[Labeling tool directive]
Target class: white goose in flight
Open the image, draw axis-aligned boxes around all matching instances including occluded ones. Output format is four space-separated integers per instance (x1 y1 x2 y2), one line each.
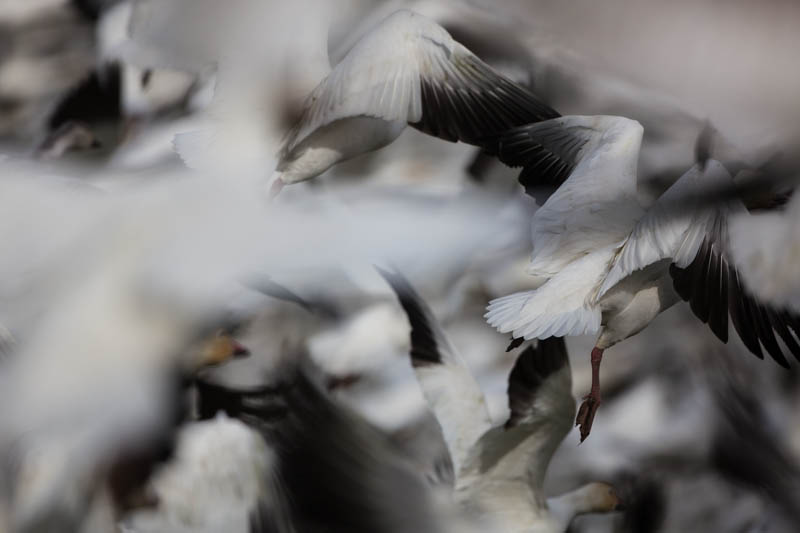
381 270 622 532
484 115 800 440
270 9 559 197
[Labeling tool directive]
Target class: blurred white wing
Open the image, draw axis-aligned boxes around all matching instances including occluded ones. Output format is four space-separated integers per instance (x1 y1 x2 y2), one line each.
380 269 492 477
485 247 613 340
599 160 800 367
598 161 732 297
283 9 558 155
493 116 646 277
457 339 574 500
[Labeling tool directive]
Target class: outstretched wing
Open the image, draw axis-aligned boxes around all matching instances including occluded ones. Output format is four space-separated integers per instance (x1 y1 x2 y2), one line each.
494 116 645 275
505 338 574 431
265 371 441 533
599 160 800 367
489 114 644 196
379 267 492 477
459 338 574 491
282 9 558 155
670 215 800 368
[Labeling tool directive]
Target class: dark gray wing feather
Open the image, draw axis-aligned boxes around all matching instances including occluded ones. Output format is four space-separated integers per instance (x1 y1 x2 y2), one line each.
376 267 449 367
505 337 571 430
670 216 800 367
411 54 559 146
485 117 615 193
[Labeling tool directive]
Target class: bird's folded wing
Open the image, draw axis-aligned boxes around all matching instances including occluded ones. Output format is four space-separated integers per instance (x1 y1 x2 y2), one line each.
379 268 492 476
282 9 558 154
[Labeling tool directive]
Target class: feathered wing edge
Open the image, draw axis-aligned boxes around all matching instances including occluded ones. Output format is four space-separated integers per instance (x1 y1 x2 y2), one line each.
378 267 493 477
485 248 615 340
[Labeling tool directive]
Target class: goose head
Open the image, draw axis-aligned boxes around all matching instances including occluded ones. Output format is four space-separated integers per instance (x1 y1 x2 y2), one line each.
578 482 625 513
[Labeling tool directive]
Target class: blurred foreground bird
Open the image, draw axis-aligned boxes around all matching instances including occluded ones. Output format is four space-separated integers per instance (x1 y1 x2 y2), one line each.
195 362 470 533
0 162 531 531
484 116 800 440
382 270 623 532
0 327 249 533
705 354 800 530
121 413 272 533
270 9 559 197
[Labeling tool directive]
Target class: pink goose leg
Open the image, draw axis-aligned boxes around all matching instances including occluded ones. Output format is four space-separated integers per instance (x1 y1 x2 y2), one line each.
575 347 604 442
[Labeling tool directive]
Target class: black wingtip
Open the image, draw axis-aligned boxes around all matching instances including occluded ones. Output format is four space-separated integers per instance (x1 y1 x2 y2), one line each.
270 366 441 533
505 338 569 429
483 120 583 193
672 238 800 370
695 120 715 171
506 336 524 352
376 266 444 367
618 474 667 533
250 276 314 314
374 265 416 307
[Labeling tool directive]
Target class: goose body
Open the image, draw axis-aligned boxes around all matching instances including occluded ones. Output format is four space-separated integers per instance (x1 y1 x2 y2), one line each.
485 115 800 439
273 9 558 192
382 270 621 532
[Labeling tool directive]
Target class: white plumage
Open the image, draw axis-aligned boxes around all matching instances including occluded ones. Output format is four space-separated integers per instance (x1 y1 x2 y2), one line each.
383 271 622 532
486 116 648 342
274 8 558 189
123 415 272 533
486 115 800 439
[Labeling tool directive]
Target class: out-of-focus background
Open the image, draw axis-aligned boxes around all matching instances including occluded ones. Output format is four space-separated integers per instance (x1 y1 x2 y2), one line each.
1 1 799 532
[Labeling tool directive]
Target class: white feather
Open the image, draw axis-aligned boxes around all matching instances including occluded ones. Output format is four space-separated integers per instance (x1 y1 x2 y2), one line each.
598 160 734 297
525 116 645 276
486 247 616 340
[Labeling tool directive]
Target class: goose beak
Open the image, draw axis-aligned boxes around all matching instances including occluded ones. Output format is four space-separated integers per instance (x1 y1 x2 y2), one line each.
197 333 251 367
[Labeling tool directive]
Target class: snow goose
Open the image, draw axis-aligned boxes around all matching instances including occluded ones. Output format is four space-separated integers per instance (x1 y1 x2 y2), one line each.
382 270 622 532
197 366 472 533
2 326 250 533
484 115 800 440
270 8 559 196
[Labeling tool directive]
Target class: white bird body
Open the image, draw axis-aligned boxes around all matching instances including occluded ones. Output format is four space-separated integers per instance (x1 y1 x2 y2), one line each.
487 116 724 348
486 114 800 438
595 261 679 349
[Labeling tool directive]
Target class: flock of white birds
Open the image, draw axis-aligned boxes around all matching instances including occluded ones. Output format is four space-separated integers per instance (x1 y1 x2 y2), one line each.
1 1 800 532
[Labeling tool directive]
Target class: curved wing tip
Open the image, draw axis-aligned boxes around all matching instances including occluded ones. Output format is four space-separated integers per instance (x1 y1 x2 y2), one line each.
505 338 570 429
